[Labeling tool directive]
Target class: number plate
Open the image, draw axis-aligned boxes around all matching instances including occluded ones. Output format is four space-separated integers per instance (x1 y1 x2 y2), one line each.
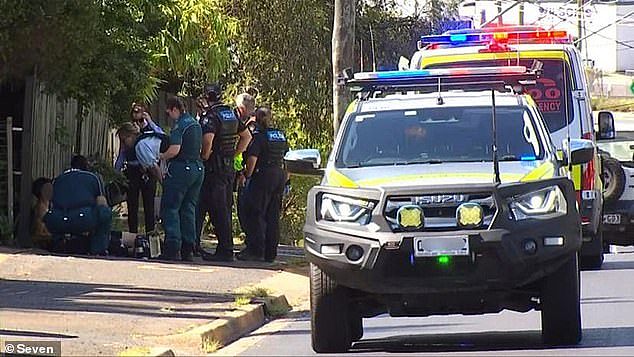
413 236 469 257
603 214 622 225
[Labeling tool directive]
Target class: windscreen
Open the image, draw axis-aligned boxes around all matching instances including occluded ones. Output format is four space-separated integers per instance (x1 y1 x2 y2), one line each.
336 106 544 168
427 59 573 132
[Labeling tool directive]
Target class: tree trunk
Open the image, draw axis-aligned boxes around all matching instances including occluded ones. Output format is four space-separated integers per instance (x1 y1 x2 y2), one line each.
332 0 355 138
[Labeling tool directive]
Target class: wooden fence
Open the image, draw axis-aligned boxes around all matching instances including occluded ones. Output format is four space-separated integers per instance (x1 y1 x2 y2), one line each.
12 76 116 246
30 81 115 179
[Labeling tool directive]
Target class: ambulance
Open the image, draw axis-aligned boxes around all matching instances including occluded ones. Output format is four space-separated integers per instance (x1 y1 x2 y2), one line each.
409 27 608 268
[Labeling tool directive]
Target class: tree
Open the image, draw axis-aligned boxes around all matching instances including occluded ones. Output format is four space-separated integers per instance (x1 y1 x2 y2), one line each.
221 0 334 151
152 0 237 95
0 0 171 124
332 0 356 137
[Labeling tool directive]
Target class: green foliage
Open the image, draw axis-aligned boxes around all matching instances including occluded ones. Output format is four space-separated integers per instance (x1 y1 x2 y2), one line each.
153 0 238 95
280 176 321 246
221 0 334 153
0 0 169 125
88 154 128 189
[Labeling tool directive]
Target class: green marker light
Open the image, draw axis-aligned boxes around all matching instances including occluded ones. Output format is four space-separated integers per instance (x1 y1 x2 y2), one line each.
437 255 450 265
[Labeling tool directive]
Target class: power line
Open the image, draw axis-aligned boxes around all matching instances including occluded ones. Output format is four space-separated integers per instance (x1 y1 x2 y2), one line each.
527 1 634 49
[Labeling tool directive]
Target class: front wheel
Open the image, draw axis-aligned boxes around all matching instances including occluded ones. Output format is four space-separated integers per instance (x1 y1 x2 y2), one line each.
541 254 582 346
310 263 352 353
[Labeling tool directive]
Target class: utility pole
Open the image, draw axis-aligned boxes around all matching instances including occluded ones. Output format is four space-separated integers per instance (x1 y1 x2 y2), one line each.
577 0 583 51
496 1 503 25
332 0 355 137
519 2 525 25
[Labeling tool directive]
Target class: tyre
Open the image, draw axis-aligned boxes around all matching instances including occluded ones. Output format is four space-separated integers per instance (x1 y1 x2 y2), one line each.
541 254 582 346
349 310 364 342
581 223 604 270
310 263 352 353
602 156 626 202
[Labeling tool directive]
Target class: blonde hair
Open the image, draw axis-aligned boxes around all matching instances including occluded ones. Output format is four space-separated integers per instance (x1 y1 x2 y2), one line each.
117 122 140 139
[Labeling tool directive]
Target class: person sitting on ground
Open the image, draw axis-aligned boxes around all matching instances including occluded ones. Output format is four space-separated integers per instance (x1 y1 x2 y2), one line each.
31 177 53 249
44 155 112 255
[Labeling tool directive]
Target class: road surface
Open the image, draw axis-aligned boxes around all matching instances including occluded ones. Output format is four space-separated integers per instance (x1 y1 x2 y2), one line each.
222 248 634 356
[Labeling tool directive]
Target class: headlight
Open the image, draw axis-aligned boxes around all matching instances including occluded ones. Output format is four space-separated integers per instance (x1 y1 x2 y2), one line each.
320 193 374 224
509 186 567 220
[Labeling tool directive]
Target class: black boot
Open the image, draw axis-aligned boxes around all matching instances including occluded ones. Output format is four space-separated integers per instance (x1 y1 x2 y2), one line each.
157 241 181 261
236 249 264 262
201 249 234 262
181 242 194 262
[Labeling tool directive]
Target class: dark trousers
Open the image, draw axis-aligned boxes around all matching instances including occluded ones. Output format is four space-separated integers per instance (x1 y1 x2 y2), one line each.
44 205 113 254
244 167 286 261
237 185 248 235
197 171 235 254
126 166 157 233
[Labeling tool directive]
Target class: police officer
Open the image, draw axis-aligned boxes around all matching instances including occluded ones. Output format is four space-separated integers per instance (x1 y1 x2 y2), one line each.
234 93 256 237
115 103 164 234
198 85 252 262
159 96 204 261
117 122 169 184
237 107 289 262
44 155 112 255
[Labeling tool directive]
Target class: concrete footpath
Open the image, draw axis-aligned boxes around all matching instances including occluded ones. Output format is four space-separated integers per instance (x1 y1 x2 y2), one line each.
0 247 308 356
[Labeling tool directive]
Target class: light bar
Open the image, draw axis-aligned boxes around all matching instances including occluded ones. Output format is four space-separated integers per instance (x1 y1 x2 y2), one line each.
420 30 570 46
353 66 527 81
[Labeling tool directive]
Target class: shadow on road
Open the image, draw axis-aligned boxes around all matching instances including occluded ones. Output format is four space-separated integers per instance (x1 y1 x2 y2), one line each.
351 327 634 353
0 278 234 320
0 329 78 339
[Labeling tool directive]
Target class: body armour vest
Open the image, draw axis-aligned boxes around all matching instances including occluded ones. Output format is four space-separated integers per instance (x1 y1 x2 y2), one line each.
260 128 288 168
210 104 239 158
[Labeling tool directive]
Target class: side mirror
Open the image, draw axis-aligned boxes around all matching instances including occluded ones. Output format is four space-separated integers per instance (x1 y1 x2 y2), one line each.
398 56 410 71
284 149 324 176
597 111 616 140
564 139 595 165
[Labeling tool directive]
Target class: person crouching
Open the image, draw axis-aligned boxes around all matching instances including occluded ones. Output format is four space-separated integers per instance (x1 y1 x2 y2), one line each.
44 155 112 255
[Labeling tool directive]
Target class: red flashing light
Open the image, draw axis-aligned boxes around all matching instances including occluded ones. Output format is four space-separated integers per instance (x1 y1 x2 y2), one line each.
420 30 571 48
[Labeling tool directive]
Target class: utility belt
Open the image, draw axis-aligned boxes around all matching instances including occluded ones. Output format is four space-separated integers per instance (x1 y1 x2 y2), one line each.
170 158 202 164
259 160 285 170
205 154 235 173
253 163 284 175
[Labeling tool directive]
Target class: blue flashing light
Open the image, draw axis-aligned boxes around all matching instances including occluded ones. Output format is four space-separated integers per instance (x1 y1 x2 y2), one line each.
521 155 537 161
352 66 527 81
375 70 431 79
420 30 571 47
450 34 468 42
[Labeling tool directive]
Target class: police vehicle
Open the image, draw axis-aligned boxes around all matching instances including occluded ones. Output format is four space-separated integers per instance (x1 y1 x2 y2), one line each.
285 66 594 353
409 27 607 268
